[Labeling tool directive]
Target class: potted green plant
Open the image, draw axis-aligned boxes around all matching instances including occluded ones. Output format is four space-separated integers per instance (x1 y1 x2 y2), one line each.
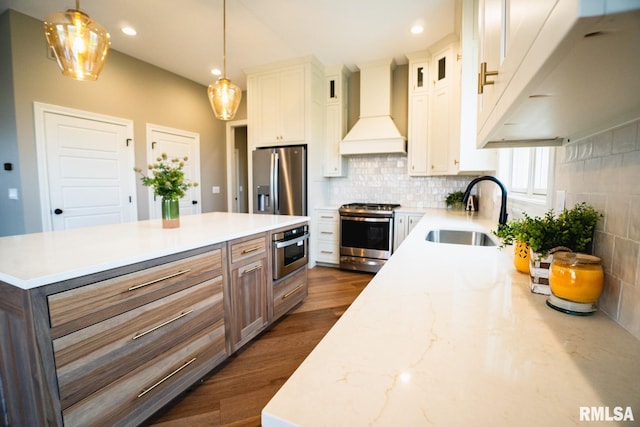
445 191 465 210
134 153 198 228
493 202 602 294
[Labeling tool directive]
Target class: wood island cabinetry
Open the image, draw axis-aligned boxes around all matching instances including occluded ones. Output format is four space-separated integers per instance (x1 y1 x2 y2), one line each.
226 233 269 353
0 214 309 427
1 244 228 427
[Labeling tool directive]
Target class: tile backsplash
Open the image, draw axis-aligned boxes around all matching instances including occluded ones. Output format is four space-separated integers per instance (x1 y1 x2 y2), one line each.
327 155 472 207
556 118 640 339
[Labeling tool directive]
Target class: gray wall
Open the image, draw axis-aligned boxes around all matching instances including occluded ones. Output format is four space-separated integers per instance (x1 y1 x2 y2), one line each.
0 11 24 235
1 9 246 236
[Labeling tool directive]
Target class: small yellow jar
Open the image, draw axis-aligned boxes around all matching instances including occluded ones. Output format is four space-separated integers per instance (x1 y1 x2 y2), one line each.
513 241 530 274
549 252 604 304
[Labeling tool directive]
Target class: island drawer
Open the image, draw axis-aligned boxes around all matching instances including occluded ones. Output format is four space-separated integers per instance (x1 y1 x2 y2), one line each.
48 247 223 336
229 233 267 264
53 276 225 411
273 266 307 319
61 320 226 427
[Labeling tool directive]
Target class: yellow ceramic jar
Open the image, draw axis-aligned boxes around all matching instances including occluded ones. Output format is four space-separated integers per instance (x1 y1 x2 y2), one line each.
513 241 530 274
549 252 604 304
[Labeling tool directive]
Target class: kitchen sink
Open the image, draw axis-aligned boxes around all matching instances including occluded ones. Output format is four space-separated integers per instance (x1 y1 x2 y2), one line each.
425 229 497 247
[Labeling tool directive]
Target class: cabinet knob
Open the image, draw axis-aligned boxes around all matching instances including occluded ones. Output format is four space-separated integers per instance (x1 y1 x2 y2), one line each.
453 159 459 166
478 62 498 94
54 208 63 215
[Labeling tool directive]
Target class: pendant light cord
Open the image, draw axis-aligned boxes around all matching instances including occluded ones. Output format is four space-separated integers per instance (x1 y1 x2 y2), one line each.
222 0 227 79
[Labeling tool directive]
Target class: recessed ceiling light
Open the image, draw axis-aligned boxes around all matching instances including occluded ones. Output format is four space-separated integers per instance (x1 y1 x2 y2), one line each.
211 68 222 76
411 25 424 35
121 26 137 36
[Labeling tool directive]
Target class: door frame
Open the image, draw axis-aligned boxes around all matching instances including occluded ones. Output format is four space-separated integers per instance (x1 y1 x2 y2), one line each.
145 123 202 219
33 102 136 232
225 119 248 212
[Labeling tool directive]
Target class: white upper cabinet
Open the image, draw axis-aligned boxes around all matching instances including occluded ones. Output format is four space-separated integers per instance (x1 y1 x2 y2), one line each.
407 22 495 176
251 66 306 145
476 0 640 147
407 53 429 176
246 57 323 149
323 65 350 177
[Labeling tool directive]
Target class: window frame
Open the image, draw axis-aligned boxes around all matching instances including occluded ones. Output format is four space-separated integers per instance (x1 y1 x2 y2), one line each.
499 146 556 217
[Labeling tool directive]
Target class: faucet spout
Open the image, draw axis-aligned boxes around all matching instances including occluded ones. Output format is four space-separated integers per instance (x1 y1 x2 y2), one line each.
462 176 508 226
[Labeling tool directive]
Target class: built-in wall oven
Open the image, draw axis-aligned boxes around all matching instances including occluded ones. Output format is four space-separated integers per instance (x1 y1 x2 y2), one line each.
272 224 309 280
339 203 400 273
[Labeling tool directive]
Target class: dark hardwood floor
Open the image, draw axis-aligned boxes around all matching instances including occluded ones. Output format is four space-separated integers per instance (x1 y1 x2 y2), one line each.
146 266 372 426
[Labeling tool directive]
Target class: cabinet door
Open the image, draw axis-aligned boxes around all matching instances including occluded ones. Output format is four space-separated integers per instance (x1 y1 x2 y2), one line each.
257 72 281 144
323 103 342 176
280 67 306 143
428 85 451 175
477 0 504 120
393 214 408 251
230 258 268 351
408 93 429 176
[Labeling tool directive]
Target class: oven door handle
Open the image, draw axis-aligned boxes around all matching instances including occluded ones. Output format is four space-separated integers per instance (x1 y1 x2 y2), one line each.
340 216 391 223
274 233 309 249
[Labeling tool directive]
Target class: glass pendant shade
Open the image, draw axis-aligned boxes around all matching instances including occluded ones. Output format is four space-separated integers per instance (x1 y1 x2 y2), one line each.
44 9 111 81
208 77 242 121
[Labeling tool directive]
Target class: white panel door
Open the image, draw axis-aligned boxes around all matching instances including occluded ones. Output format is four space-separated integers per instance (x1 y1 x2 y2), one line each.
39 107 137 231
146 125 201 219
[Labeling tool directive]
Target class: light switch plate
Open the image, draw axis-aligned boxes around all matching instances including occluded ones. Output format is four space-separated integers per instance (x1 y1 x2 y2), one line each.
8 188 18 200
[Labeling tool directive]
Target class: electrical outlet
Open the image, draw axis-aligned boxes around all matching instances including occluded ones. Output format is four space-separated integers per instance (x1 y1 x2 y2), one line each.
8 188 18 200
555 190 566 212
212 186 220 194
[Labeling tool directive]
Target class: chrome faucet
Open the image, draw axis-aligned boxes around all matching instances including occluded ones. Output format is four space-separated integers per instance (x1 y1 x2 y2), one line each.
462 176 508 226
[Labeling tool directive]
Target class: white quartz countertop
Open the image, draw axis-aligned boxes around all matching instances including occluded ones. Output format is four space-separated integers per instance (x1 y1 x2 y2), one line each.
0 212 308 289
262 209 640 426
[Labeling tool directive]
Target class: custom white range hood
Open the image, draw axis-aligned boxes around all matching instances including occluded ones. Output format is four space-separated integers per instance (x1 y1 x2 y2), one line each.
340 59 407 155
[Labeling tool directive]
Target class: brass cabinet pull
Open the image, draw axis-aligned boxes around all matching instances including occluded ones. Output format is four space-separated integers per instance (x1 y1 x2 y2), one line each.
128 269 191 291
241 245 262 255
282 283 304 300
132 310 194 340
320 250 334 254
320 231 333 235
477 62 498 94
241 264 262 276
137 357 197 398
320 215 333 219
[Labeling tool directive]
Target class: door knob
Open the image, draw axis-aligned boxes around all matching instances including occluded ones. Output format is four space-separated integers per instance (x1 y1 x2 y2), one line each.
54 208 63 215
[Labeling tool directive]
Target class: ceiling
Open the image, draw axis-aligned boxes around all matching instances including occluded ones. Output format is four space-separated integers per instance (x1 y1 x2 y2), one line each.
0 0 457 89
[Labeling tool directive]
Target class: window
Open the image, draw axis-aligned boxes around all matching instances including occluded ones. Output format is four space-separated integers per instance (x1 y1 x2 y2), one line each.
507 146 554 206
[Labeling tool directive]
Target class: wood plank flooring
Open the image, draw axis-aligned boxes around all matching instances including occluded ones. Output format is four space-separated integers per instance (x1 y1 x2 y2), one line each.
146 266 373 426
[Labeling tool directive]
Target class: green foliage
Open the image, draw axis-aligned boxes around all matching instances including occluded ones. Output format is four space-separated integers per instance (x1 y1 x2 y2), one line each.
493 202 602 257
445 191 465 208
134 153 198 199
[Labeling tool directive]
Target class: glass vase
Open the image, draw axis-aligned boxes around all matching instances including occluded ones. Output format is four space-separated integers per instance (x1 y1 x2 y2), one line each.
161 197 180 229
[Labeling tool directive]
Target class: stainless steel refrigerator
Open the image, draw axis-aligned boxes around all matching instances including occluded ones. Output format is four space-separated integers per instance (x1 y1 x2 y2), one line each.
252 145 307 216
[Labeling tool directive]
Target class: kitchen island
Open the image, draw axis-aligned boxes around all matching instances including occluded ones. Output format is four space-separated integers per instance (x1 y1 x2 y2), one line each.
0 212 309 426
262 209 640 426
0 212 307 289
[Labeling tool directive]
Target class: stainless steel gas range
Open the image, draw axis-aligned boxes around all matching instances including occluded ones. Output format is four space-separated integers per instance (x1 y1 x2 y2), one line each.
339 203 400 273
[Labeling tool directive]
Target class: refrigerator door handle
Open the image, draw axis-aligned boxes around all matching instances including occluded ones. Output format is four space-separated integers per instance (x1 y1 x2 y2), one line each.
271 151 279 214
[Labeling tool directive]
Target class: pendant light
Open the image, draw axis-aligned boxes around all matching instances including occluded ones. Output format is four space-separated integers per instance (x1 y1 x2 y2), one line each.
43 0 111 81
208 0 242 120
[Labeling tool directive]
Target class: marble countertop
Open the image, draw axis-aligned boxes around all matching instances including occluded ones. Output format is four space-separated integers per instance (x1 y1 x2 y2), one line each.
0 212 308 289
262 209 640 426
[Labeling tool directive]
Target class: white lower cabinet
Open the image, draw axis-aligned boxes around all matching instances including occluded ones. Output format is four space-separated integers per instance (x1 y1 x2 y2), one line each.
315 208 340 265
393 212 424 251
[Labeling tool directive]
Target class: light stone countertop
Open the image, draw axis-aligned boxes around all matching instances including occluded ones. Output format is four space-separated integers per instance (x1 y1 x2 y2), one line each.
0 212 308 289
262 209 640 426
